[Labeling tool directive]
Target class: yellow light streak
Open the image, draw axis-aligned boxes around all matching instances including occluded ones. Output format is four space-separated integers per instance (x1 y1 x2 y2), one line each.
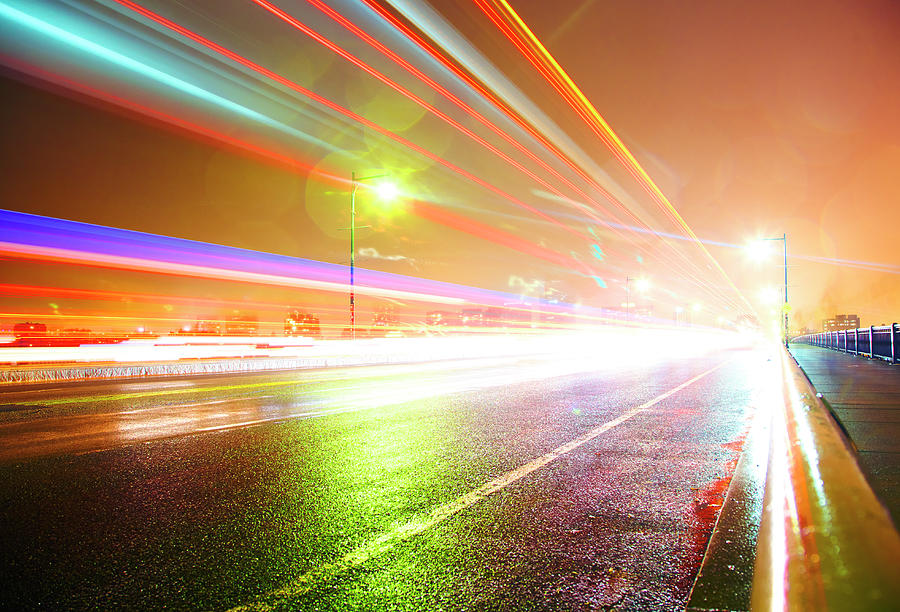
491 0 751 312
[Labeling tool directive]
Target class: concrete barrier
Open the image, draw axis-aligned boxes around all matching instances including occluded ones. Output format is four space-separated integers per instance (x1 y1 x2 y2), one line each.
751 348 900 609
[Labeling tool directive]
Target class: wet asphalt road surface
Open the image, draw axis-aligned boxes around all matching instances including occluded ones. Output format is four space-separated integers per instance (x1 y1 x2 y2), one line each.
0 346 769 610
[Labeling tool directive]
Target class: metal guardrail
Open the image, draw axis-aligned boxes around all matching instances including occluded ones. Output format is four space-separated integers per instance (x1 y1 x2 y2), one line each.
793 323 899 364
752 348 900 610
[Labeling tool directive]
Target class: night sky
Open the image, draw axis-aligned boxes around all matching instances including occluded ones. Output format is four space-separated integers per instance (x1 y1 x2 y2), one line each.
1 0 898 331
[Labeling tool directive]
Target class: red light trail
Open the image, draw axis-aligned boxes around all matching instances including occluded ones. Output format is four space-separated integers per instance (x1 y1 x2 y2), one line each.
109 0 603 267
0 57 590 281
470 0 751 312
0 0 767 331
349 0 749 313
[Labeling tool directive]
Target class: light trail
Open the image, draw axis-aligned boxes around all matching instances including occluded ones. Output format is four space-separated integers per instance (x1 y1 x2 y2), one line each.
1 1 677 303
0 284 323 312
356 0 649 227
410 201 580 269
0 51 346 185
293 0 751 312
0 57 595 283
269 0 650 256
373 0 749 315
0 0 773 325
3 0 599 282
0 2 344 155
0 209 621 333
250 0 588 216
106 0 602 277
349 0 720 287
469 0 753 314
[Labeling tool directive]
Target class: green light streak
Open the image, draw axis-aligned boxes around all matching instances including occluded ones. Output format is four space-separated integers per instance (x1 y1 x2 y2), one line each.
0 1 340 153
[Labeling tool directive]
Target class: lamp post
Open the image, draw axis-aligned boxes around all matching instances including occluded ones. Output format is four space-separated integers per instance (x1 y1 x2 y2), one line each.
625 277 649 321
349 171 392 339
625 276 633 321
758 233 789 347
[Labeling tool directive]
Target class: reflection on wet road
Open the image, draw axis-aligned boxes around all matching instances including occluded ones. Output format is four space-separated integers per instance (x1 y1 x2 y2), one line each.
0 346 771 610
1 356 607 460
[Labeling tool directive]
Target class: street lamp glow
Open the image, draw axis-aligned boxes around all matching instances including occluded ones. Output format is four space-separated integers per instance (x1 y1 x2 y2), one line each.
746 239 776 262
759 286 780 304
624 276 650 321
692 303 703 313
748 233 789 346
349 171 399 339
372 181 399 202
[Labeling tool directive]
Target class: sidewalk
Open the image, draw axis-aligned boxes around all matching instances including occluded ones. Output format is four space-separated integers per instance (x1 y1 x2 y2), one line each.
788 344 900 525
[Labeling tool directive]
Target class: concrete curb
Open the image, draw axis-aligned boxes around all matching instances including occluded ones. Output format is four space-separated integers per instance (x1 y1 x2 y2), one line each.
750 348 900 610
686 398 769 612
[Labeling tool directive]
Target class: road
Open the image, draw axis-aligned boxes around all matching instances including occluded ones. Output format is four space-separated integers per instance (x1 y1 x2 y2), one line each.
0 344 770 610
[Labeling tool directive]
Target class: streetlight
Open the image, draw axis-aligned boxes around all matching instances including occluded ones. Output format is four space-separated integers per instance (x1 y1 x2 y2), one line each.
758 286 780 305
625 277 650 321
349 171 398 339
749 234 788 346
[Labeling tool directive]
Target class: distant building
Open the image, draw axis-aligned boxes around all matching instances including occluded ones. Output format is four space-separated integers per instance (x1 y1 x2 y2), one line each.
284 310 320 337
60 328 92 337
605 306 653 320
426 311 461 327
194 318 222 335
460 308 485 327
13 322 47 337
225 312 258 336
822 314 860 332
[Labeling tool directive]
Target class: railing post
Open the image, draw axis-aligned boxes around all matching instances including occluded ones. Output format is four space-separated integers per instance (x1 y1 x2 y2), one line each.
890 323 896 364
854 328 859 356
841 330 845 352
870 326 875 359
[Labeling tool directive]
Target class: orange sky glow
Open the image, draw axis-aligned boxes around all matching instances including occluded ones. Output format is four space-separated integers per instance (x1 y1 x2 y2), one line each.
0 0 897 333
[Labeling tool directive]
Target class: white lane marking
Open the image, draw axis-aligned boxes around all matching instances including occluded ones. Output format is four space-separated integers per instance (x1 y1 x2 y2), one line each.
195 404 380 432
229 360 729 611
117 398 238 415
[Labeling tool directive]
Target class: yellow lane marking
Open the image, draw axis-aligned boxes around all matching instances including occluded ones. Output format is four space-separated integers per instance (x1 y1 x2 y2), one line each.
230 360 728 611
